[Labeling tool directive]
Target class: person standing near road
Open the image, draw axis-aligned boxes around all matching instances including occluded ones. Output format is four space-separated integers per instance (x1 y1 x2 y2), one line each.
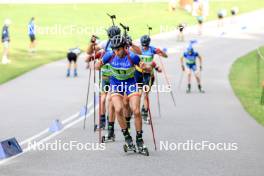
66 47 81 77
196 3 204 35
217 9 226 28
28 17 36 53
1 19 11 65
177 23 185 41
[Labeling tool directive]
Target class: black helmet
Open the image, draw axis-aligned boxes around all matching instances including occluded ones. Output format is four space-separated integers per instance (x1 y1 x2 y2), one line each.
107 26 121 38
110 35 126 49
140 35 151 47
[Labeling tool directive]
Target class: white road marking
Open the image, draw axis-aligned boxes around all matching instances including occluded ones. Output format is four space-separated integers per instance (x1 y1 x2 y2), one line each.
0 103 96 165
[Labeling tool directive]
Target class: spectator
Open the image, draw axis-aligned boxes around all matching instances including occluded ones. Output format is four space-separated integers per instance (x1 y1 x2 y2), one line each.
1 19 11 65
28 17 36 53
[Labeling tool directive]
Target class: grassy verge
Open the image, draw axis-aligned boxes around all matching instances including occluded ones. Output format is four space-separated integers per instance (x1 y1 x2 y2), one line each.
229 46 264 126
0 1 264 84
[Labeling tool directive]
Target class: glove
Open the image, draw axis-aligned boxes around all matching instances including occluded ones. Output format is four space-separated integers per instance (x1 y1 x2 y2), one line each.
181 65 185 71
155 66 162 73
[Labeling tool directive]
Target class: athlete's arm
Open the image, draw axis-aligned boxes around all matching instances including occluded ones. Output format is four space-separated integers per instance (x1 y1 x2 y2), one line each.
129 44 142 55
87 43 101 55
87 35 101 55
130 52 141 66
95 51 112 70
197 54 203 70
155 48 168 58
151 61 162 73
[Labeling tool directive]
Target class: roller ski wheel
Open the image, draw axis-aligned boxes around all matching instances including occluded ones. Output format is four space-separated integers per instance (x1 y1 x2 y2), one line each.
101 134 115 143
123 144 136 153
137 146 149 156
199 89 205 94
94 124 106 132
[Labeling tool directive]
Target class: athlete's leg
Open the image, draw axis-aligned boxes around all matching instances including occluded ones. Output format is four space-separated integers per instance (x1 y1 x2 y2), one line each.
129 94 145 147
100 93 107 117
123 95 132 130
186 67 192 92
108 92 115 123
195 70 203 92
194 71 201 85
111 94 133 144
99 92 107 128
66 61 71 77
111 94 127 129
129 95 141 132
106 93 115 138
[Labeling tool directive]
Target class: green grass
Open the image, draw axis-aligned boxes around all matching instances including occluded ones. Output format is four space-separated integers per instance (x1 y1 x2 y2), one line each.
229 46 264 126
0 1 264 84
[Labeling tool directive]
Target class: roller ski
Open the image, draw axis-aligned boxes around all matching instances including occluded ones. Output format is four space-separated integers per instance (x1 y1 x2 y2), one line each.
123 137 136 153
123 129 136 153
136 131 149 156
94 124 106 131
101 131 115 143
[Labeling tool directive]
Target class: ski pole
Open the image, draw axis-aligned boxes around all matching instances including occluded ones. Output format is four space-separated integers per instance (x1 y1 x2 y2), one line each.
142 71 157 150
146 77 157 151
154 70 162 118
120 23 130 49
93 45 98 132
159 56 176 106
147 25 152 36
83 61 92 130
98 68 102 142
107 13 116 26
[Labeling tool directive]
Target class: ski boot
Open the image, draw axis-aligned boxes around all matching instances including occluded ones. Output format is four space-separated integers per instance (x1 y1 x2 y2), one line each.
136 131 149 156
99 115 106 129
186 84 191 94
102 123 115 143
122 129 136 153
94 115 106 132
74 69 78 77
198 84 205 93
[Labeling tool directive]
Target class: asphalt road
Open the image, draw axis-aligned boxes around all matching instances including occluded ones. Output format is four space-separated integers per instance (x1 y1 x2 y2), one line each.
0 9 264 176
